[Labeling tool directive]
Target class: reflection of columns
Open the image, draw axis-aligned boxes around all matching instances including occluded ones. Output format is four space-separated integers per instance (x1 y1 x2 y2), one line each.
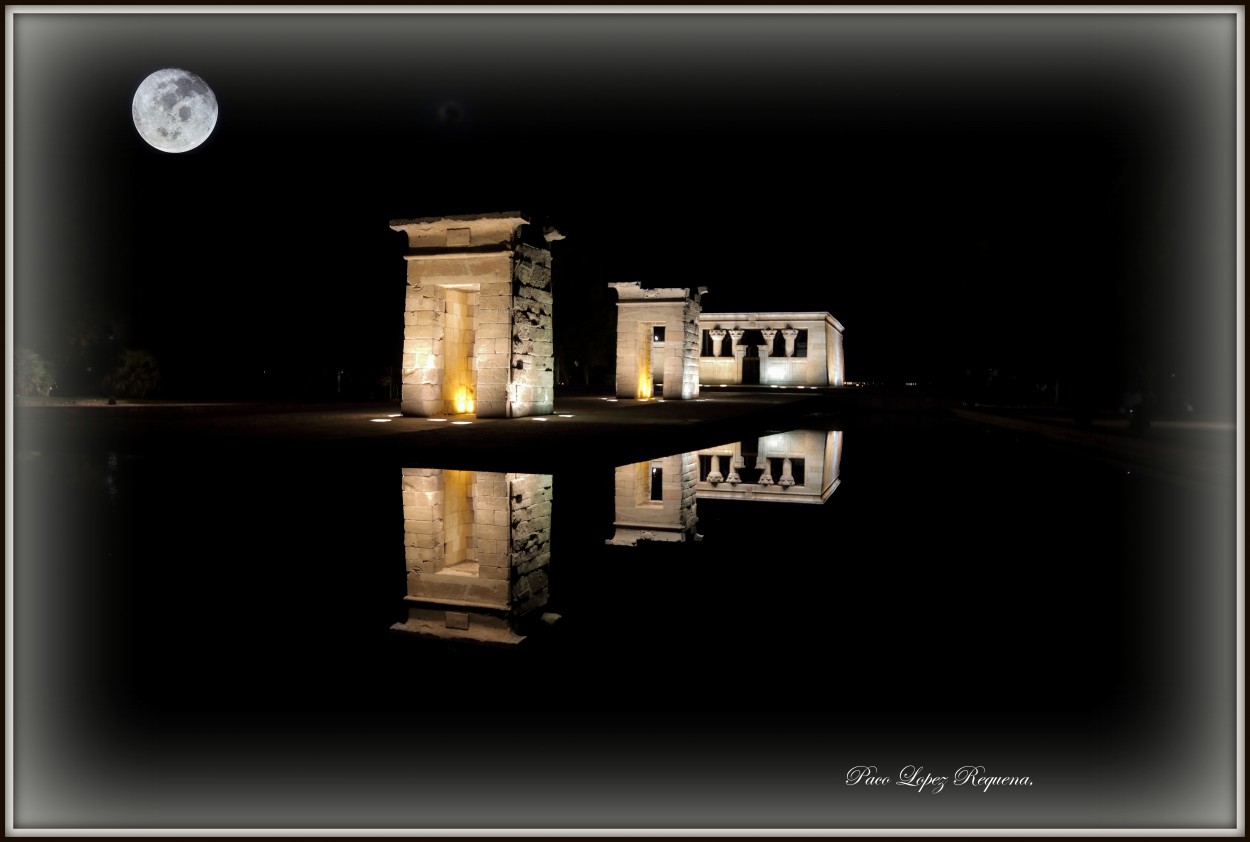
778 457 795 487
729 330 746 383
782 329 799 358
706 454 723 484
708 329 727 357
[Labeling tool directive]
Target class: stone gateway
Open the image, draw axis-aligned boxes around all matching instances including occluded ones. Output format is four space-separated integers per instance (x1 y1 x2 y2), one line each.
389 212 558 419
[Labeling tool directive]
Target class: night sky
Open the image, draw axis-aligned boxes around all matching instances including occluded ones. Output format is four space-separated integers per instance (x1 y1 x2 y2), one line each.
12 11 1239 412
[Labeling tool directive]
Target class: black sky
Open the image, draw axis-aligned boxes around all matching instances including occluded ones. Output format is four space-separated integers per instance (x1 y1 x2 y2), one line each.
11 11 1239 411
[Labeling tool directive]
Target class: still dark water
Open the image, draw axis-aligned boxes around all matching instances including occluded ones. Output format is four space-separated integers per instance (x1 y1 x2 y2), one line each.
14 412 1236 828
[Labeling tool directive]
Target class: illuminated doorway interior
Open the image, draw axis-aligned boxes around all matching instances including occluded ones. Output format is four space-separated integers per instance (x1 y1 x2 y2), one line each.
442 286 478 415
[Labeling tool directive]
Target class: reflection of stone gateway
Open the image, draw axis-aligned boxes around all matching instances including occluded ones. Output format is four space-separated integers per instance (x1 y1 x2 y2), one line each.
606 452 701 546
393 469 552 644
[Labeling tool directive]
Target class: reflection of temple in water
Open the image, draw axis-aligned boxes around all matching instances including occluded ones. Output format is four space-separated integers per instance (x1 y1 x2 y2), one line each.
607 451 701 545
392 469 552 643
391 431 841 640
607 429 844 546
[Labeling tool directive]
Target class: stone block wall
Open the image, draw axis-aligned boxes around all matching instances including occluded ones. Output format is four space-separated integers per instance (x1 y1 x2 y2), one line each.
401 468 443 576
442 289 479 413
672 297 702 400
827 319 845 387
507 244 554 417
507 472 553 617
401 283 449 416
472 272 513 419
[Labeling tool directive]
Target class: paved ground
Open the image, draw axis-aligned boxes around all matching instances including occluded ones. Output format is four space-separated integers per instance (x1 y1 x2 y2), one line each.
14 389 1237 485
13 390 826 473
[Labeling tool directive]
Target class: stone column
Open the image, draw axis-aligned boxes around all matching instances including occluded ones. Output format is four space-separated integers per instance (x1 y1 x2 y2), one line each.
708 329 727 357
756 447 774 486
706 454 724 484
782 329 799 358
778 457 795 487
729 330 746 383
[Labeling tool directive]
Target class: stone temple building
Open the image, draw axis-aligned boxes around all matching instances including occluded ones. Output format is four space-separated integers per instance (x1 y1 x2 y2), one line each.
696 312 845 388
610 283 845 400
389 212 845 412
389 212 558 419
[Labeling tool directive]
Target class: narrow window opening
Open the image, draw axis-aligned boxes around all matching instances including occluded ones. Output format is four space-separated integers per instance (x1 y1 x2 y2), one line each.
791 458 806 485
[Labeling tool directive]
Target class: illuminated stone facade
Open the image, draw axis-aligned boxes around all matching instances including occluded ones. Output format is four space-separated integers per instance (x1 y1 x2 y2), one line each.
390 213 555 418
394 468 552 643
609 283 705 400
697 312 845 387
609 283 845 395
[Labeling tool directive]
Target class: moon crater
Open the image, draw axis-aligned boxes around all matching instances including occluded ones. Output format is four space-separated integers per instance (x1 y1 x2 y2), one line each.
132 68 218 153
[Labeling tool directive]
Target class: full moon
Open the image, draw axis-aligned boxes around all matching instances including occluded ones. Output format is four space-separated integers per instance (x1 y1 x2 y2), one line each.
131 68 218 153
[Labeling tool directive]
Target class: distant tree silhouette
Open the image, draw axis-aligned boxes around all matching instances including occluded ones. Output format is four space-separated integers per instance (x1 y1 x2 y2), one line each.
105 349 161 399
15 348 57 397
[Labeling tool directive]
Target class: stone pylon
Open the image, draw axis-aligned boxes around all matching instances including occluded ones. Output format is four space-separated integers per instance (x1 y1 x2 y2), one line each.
389 212 560 418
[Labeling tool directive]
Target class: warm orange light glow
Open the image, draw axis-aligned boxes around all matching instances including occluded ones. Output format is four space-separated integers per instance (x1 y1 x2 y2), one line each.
637 374 653 400
454 388 475 414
